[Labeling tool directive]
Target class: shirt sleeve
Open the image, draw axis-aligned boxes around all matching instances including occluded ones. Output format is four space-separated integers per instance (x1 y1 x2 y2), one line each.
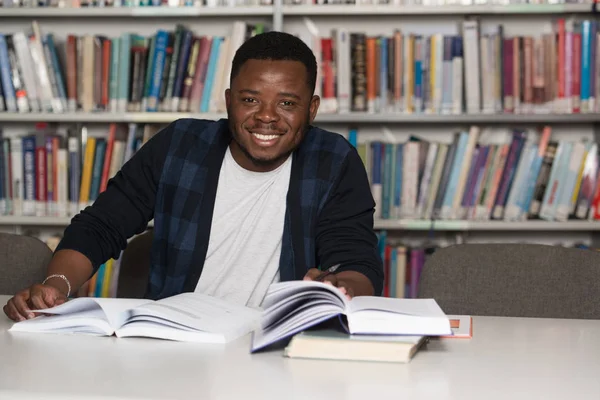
55 122 174 273
315 146 384 296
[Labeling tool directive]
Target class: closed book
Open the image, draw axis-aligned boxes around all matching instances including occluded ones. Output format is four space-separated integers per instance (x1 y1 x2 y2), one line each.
284 329 427 364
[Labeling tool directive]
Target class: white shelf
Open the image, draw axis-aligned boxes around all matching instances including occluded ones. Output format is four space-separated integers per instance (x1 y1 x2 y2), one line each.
0 216 155 227
0 216 72 226
282 3 593 16
0 6 273 17
373 219 600 231
0 4 592 18
314 112 600 124
0 112 225 123
0 112 599 124
0 216 598 231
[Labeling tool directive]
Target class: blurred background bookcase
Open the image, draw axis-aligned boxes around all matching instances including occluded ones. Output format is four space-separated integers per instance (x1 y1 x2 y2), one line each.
1 0 599 298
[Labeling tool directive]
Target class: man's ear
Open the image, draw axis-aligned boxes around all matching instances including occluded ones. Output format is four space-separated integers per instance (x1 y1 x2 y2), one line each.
225 88 231 109
309 95 320 123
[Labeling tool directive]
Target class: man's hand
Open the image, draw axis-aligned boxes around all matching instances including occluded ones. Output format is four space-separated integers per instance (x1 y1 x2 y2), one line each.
3 249 94 322
303 269 375 299
3 284 67 322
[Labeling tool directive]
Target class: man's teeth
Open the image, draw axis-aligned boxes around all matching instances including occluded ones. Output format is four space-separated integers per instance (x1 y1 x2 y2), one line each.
252 133 279 141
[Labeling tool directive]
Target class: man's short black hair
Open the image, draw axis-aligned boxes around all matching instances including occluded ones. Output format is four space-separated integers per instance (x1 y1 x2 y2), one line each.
230 31 317 95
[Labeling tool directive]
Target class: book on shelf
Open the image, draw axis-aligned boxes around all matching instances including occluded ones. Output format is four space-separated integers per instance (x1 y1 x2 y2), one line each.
250 280 452 352
291 16 600 115
0 20 268 115
9 291 262 344
354 125 600 224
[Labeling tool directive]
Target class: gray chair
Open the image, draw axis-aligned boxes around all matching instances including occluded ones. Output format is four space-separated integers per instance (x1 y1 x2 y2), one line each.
417 243 600 320
0 233 53 295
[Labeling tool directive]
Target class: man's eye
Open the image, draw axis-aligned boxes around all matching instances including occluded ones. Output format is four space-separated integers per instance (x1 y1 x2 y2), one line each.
242 98 256 103
281 101 295 107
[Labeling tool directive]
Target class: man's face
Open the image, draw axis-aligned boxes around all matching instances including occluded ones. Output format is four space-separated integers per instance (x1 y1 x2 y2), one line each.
225 59 320 172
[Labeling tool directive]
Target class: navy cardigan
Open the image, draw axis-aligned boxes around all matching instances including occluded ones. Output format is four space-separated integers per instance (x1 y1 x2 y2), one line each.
57 118 384 298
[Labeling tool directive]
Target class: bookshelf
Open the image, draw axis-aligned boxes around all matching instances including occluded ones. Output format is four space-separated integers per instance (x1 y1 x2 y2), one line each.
276 0 600 253
1 1 599 250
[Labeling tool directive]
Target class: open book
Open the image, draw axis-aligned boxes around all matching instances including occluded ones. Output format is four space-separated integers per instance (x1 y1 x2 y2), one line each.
9 292 262 344
250 281 452 352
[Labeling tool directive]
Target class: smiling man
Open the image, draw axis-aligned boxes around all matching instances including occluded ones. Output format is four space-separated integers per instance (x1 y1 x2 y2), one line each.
4 31 384 322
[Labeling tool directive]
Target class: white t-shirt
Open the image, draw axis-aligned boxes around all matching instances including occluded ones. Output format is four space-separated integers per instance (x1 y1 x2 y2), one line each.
194 147 292 308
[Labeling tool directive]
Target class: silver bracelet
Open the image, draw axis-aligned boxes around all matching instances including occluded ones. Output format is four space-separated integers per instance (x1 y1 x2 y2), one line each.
42 274 71 298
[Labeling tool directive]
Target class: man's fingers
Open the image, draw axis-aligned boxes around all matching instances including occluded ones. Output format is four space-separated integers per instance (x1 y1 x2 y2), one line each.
304 269 349 298
303 268 322 281
4 301 23 322
30 290 51 311
42 288 65 308
6 297 30 321
337 280 354 300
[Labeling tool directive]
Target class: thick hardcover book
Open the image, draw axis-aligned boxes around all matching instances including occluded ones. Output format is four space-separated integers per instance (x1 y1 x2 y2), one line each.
10 293 261 344
250 280 451 353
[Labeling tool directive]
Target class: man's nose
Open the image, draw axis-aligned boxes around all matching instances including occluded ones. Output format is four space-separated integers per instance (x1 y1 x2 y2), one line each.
254 102 279 123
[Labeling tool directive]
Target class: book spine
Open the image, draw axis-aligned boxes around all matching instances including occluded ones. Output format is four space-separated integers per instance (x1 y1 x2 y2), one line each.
0 34 16 112
147 30 169 112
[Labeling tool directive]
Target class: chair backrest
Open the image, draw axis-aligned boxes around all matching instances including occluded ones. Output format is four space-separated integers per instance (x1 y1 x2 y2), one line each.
0 233 53 295
116 229 153 299
418 243 600 320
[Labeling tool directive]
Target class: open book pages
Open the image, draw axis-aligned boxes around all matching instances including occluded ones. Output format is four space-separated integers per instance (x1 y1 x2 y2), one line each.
284 329 427 363
9 293 262 344
250 281 452 352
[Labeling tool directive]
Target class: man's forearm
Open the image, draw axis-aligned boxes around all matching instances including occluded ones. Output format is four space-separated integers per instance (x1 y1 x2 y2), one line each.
43 250 94 297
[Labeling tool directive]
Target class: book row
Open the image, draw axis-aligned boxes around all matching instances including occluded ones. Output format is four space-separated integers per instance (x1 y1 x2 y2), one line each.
80 257 121 298
0 122 159 217
2 121 600 224
376 230 598 300
296 17 600 115
0 21 267 115
377 231 428 299
351 125 600 223
0 0 271 7
4 19 600 117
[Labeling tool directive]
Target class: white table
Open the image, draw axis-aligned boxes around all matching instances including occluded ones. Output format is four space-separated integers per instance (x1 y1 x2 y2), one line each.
1 294 599 400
